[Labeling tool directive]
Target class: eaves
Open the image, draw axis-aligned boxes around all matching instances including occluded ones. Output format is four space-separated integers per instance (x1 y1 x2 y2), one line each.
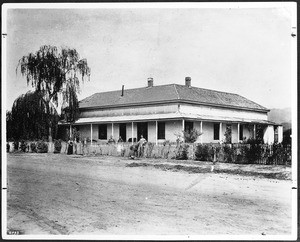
79 99 269 113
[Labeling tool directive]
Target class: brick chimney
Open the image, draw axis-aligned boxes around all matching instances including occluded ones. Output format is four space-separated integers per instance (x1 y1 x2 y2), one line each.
121 85 124 96
185 77 191 87
147 77 153 87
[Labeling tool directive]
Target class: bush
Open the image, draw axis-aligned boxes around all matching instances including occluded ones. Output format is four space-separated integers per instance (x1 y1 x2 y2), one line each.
223 145 234 162
175 143 189 160
267 143 289 165
194 142 291 166
145 142 154 158
195 144 218 162
244 139 264 164
195 144 210 161
183 129 202 143
20 140 27 152
30 142 37 153
36 141 48 153
13 140 19 151
224 125 232 144
54 140 62 153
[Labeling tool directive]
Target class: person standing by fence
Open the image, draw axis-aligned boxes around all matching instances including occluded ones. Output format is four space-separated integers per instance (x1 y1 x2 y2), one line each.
83 138 88 156
138 135 147 158
67 140 73 155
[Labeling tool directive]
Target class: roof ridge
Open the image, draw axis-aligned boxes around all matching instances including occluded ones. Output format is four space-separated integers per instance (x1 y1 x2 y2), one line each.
79 82 268 112
175 83 240 96
88 83 175 95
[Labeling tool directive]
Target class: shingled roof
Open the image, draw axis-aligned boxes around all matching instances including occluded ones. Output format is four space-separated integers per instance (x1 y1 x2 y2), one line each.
79 84 268 112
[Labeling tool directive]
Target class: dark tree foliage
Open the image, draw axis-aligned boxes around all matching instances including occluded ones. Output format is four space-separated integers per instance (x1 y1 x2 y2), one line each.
16 45 90 140
282 128 291 146
255 124 265 143
6 111 13 140
7 91 59 141
224 125 232 144
61 84 80 123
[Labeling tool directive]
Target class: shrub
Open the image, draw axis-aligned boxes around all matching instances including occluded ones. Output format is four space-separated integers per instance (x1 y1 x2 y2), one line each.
13 140 19 151
145 142 154 158
20 140 27 152
195 144 219 162
54 140 62 153
183 129 202 143
175 143 189 160
224 125 232 144
30 142 37 153
223 145 234 162
245 138 264 164
195 144 210 161
267 143 288 165
36 140 48 153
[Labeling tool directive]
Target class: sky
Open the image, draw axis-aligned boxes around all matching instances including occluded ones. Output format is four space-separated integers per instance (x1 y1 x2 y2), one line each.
3 3 295 111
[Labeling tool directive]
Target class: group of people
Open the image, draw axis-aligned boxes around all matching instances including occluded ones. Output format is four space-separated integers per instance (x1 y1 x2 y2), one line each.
129 135 147 159
67 138 89 155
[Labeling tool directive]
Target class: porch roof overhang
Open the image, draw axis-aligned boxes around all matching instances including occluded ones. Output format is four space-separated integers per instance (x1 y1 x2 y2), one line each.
59 112 275 125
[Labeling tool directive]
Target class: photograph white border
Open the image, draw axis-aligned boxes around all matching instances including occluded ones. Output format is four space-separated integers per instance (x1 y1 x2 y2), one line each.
2 2 297 240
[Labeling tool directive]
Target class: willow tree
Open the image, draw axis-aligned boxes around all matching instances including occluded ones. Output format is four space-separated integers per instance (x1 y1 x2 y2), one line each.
16 45 90 141
9 91 59 140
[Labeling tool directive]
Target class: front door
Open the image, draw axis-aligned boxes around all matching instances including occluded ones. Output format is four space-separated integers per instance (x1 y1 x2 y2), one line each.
119 123 127 142
137 122 148 141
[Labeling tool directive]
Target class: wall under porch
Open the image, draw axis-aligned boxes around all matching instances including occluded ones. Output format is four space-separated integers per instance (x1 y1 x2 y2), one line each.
73 120 264 144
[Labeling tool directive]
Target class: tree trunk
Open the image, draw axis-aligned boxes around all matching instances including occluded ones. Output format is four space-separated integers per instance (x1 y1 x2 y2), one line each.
49 120 52 142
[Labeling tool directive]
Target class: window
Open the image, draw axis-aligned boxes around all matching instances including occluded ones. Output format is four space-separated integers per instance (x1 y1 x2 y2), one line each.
185 121 193 133
158 122 165 139
214 123 220 140
98 124 107 139
239 124 243 141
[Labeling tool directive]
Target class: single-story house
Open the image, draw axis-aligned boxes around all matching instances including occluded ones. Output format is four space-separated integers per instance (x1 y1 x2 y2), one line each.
62 77 283 145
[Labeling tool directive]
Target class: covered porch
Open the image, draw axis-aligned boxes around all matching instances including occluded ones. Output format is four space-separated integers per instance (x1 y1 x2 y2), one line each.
60 112 282 145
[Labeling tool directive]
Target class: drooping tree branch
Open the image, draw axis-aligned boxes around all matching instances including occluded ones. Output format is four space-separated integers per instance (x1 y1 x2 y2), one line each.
16 45 91 139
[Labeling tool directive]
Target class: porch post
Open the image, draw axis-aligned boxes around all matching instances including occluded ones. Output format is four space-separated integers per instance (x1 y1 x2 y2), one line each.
131 122 134 145
182 119 185 142
253 124 256 140
90 123 93 146
219 122 222 142
155 120 158 145
237 123 240 143
111 123 114 138
200 121 203 144
69 125 72 139
278 126 283 143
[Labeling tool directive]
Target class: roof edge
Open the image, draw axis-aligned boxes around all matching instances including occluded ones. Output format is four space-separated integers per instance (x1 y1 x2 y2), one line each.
79 99 269 113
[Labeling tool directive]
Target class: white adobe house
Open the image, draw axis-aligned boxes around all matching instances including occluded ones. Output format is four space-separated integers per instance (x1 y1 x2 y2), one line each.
67 77 283 145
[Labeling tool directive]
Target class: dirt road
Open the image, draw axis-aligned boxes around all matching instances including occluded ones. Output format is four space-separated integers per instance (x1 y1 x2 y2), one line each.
6 153 292 235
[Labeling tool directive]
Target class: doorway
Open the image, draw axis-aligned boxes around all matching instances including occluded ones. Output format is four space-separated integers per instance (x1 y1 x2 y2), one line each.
137 122 148 141
119 123 126 142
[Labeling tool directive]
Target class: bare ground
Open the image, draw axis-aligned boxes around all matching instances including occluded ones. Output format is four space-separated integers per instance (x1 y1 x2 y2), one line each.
5 153 292 235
